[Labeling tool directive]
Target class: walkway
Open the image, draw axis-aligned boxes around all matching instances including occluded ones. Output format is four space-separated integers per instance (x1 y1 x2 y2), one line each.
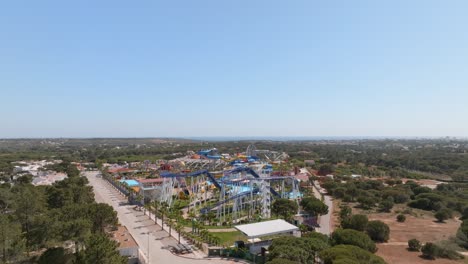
84 171 242 264
312 180 334 235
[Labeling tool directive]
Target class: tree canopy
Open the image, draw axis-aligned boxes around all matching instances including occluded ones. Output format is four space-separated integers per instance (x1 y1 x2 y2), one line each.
300 197 328 216
319 245 386 264
271 198 298 221
331 229 377 253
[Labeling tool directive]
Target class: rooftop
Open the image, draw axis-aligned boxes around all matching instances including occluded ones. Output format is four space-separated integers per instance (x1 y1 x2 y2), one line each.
235 219 299 238
138 178 164 184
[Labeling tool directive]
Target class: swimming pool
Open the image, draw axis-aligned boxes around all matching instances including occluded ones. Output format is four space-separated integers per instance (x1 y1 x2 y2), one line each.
120 179 139 187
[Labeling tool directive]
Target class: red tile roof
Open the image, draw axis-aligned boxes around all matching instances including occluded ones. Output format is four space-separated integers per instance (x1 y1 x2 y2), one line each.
138 178 164 184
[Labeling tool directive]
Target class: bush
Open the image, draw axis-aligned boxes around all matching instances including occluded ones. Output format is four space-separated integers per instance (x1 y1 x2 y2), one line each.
38 247 75 264
319 245 386 264
436 240 465 260
421 242 439 259
408 198 431 210
366 220 390 242
382 189 409 204
341 214 368 231
339 205 352 221
435 208 452 223
396 214 406 222
357 196 375 209
331 229 377 253
266 259 300 264
379 198 394 212
413 186 432 195
408 239 421 251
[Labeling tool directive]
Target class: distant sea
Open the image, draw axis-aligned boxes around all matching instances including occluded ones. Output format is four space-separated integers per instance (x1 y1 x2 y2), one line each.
182 136 415 142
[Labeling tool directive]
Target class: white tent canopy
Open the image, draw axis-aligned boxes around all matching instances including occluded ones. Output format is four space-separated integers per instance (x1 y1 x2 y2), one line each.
234 219 299 238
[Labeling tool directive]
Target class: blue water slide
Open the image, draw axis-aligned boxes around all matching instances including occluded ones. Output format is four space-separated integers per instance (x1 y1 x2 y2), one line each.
160 170 222 190
225 167 281 198
200 188 260 214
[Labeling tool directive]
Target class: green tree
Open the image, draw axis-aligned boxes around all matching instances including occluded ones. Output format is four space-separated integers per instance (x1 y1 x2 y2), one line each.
421 242 439 260
318 164 334 176
434 208 452 223
0 215 24 263
357 196 375 210
272 198 298 220
331 229 377 253
16 174 33 185
268 236 329 264
319 245 386 264
38 247 75 264
302 231 330 244
341 214 368 231
339 205 352 221
14 185 46 254
266 258 300 264
408 239 421 251
378 197 394 212
77 234 126 264
89 203 118 233
0 188 15 214
300 197 328 217
366 220 390 242
66 164 80 178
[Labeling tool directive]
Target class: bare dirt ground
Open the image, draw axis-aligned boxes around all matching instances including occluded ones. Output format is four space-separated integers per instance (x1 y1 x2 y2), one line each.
366 206 461 243
350 204 465 264
377 244 466 264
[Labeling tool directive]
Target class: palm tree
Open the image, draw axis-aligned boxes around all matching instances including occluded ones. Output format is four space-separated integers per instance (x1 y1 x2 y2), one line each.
153 200 159 224
159 202 168 231
175 223 183 244
166 218 173 236
144 203 151 219
135 193 143 210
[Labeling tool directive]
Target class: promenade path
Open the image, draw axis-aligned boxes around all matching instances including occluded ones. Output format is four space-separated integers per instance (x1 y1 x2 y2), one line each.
84 171 242 264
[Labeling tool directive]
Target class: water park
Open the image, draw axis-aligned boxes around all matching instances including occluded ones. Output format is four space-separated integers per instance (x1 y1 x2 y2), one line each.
102 144 312 258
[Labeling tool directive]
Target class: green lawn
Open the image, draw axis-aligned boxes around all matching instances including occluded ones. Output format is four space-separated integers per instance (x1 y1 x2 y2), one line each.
212 231 247 246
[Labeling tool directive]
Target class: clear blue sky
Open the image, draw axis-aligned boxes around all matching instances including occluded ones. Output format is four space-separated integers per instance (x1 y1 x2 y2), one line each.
1 1 467 138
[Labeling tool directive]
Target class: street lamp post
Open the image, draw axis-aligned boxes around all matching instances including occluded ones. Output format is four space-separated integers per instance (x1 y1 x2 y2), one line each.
147 231 151 263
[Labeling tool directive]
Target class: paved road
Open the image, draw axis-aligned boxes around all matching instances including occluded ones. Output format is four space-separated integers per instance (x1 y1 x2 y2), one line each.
312 181 333 235
84 171 240 264
316 195 333 235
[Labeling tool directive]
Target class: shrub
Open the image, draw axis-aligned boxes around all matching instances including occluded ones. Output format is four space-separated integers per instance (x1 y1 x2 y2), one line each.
383 190 410 204
435 208 452 223
339 205 352 221
341 214 368 231
407 239 421 251
357 196 375 210
421 242 439 259
436 240 465 260
366 220 390 242
408 198 431 210
397 214 406 222
266 259 300 264
319 245 386 264
331 229 377 253
413 186 432 195
379 197 394 212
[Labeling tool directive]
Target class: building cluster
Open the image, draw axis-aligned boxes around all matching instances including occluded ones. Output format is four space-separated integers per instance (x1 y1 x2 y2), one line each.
12 160 67 186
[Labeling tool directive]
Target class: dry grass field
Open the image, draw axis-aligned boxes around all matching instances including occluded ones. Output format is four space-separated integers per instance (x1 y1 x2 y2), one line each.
337 203 467 264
